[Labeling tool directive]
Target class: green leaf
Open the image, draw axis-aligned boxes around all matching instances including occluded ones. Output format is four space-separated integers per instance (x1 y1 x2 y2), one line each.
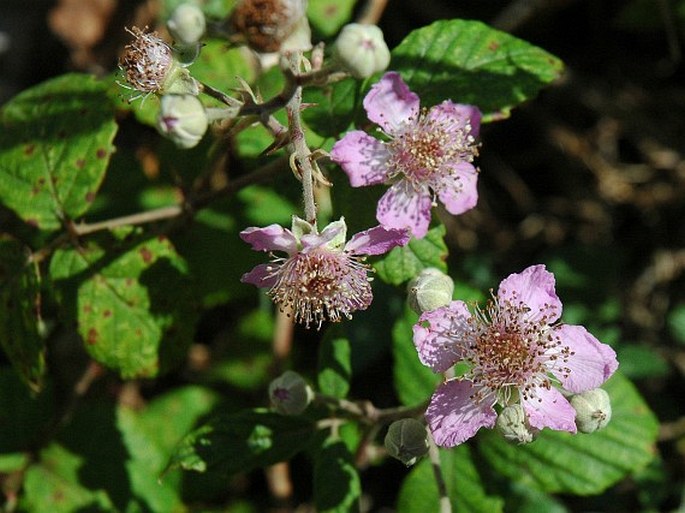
392 307 440 407
0 237 46 392
49 231 196 378
391 19 564 120
167 409 315 475
117 386 219 512
314 439 361 512
302 78 359 138
0 74 118 231
307 0 356 37
21 444 115 513
397 444 504 513
668 302 685 345
616 345 669 379
374 225 448 285
189 40 256 96
479 373 659 495
318 332 352 398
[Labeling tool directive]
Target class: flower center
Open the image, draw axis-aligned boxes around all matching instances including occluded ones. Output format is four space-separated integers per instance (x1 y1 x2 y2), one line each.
465 299 569 405
267 248 373 329
386 108 478 189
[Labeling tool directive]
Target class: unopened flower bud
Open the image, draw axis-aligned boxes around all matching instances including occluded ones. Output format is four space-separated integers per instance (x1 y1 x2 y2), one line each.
119 26 199 97
333 23 390 79
230 0 309 53
269 370 313 415
157 94 208 148
384 419 429 467
496 404 538 444
570 388 612 434
167 4 206 45
407 268 454 314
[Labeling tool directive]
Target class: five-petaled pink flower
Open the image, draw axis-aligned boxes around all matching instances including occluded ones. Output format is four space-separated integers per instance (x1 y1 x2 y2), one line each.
330 72 481 239
412 264 618 447
241 216 410 329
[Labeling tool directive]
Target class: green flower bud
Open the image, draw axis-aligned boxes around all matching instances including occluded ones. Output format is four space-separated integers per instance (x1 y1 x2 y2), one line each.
407 268 454 314
496 404 538 444
384 418 429 467
157 94 208 149
570 388 612 433
167 4 206 46
333 23 390 79
269 370 313 415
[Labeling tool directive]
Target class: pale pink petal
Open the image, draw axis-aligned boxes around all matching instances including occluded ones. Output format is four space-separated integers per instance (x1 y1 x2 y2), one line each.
551 324 618 393
434 162 479 215
376 180 432 238
497 265 562 324
330 131 391 187
522 386 577 433
363 72 419 134
426 380 497 447
427 100 482 138
345 225 410 256
413 301 472 373
241 263 278 288
240 225 298 254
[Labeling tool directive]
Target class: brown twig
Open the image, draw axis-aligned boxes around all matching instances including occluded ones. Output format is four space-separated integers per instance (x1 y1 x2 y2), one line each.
357 0 390 25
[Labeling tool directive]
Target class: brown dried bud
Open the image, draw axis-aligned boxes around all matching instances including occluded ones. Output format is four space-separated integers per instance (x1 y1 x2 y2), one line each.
230 0 307 53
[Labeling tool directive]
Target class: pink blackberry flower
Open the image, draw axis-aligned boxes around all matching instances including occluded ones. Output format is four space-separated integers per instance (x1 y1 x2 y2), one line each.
241 216 410 329
330 72 481 239
412 264 618 447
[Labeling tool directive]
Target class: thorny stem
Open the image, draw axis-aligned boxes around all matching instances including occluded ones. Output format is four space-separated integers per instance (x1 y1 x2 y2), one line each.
357 0 390 24
314 392 429 425
428 430 453 513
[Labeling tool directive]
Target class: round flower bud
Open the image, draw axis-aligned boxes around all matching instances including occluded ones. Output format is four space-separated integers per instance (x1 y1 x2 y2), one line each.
268 370 313 416
333 23 391 79
496 404 538 444
167 4 206 45
119 26 199 97
570 388 612 433
407 268 454 314
230 0 308 53
157 94 208 149
384 418 429 467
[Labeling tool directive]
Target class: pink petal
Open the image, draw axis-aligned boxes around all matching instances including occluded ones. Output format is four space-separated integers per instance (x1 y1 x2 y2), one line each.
345 225 410 256
301 219 346 251
413 301 472 373
551 324 618 393
427 100 482 138
497 265 562 324
435 162 479 215
241 263 278 288
376 180 432 238
330 131 391 187
363 72 419 134
240 225 298 254
522 386 577 433
426 380 497 447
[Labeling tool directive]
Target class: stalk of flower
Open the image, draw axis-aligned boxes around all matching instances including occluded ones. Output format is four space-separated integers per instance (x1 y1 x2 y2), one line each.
412 264 619 447
330 72 481 239
240 216 410 329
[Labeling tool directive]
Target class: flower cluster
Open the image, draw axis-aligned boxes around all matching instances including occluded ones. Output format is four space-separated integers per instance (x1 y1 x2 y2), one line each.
241 216 410 329
412 265 618 446
331 72 481 238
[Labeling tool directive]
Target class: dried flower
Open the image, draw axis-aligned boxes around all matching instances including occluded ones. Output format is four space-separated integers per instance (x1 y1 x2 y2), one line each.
241 216 410 329
330 72 481 238
230 0 309 53
118 26 199 99
413 264 618 447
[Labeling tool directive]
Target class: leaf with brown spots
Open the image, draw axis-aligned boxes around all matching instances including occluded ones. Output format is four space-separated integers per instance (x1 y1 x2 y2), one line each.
391 19 564 120
0 74 118 231
0 236 46 392
49 229 196 378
